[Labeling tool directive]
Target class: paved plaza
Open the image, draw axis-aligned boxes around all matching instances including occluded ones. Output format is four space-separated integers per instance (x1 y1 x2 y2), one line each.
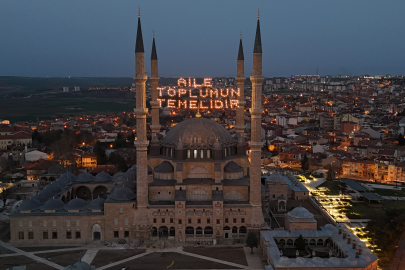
0 240 265 270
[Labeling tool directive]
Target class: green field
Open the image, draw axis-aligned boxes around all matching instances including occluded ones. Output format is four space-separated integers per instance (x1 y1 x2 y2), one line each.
343 200 405 219
317 180 344 195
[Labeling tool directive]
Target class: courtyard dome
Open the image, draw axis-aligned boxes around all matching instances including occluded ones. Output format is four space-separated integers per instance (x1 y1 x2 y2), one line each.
224 161 243 172
122 168 136 182
39 188 54 199
287 206 314 219
64 261 92 270
121 179 136 190
18 199 43 211
112 172 124 182
65 198 87 210
162 118 234 147
61 172 76 181
43 198 65 210
77 172 94 182
48 182 62 193
32 193 48 203
95 172 112 183
56 176 70 187
88 198 105 210
154 161 174 173
108 187 136 201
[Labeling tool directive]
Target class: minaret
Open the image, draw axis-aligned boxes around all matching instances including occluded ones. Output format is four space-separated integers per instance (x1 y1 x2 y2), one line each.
134 8 149 213
150 31 160 138
235 32 246 137
248 10 265 229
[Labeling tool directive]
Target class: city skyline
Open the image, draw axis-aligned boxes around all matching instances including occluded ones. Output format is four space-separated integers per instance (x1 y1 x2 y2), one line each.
1 0 404 77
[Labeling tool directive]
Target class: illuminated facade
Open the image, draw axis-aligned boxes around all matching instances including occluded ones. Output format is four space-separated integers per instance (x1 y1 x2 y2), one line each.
9 10 265 245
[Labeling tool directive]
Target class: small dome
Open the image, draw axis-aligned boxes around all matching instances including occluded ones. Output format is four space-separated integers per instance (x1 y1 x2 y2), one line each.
113 172 124 182
61 172 76 181
77 172 94 182
108 187 136 201
121 179 136 190
312 257 323 265
39 188 54 199
55 177 70 187
296 257 306 266
32 193 48 203
278 257 290 266
154 161 174 173
48 182 62 193
95 172 112 182
345 257 357 266
88 198 105 210
328 257 340 266
65 198 87 210
359 255 371 262
122 168 136 182
224 161 243 172
18 199 42 211
43 199 65 210
287 207 314 219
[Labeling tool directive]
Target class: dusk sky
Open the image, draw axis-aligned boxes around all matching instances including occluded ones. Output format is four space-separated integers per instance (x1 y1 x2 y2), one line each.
1 0 404 78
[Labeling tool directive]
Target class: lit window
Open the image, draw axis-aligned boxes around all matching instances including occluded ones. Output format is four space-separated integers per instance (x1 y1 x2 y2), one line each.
194 150 197 158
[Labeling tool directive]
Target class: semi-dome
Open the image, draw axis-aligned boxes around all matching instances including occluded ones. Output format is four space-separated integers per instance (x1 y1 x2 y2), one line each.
287 207 314 219
162 118 234 147
18 199 43 211
154 161 174 173
95 172 112 182
43 199 65 210
77 172 94 182
224 161 243 172
65 198 87 210
108 187 136 201
87 198 105 210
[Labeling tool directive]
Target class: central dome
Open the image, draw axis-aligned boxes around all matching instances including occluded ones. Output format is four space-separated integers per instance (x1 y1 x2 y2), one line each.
162 118 233 146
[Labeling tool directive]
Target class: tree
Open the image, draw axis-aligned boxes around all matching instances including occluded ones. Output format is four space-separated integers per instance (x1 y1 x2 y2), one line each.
327 167 335 181
246 232 258 254
301 154 310 172
398 133 405 146
94 141 107 165
296 234 305 250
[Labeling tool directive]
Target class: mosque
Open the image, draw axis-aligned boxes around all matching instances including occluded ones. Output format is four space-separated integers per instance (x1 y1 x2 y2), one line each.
9 11 266 245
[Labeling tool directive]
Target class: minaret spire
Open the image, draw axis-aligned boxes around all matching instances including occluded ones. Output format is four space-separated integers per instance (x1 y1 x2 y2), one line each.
238 33 244 61
235 32 245 138
248 11 265 230
135 8 144 53
150 31 160 137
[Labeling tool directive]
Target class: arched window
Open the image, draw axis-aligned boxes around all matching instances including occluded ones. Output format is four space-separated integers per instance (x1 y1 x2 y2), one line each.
18 229 24 240
188 189 210 201
152 211 158 216
205 210 212 216
43 228 48 239
187 150 191 159
52 228 58 239
160 211 166 216
186 210 193 216
239 226 246 233
224 211 230 215
66 228 72 239
194 150 197 158
232 226 238 233
240 211 246 215
196 227 203 235
169 227 175 236
224 190 243 201
200 150 204 158
317 239 324 246
75 228 81 239
223 226 230 230
204 227 213 235
232 211 238 215
168 211 174 216
195 210 203 216
309 239 316 246
287 239 293 246
185 227 194 235
207 150 211 159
